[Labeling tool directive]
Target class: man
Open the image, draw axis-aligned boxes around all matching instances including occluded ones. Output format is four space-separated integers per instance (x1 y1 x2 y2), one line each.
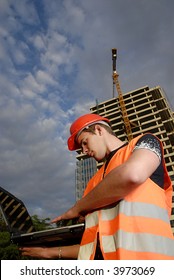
20 113 174 259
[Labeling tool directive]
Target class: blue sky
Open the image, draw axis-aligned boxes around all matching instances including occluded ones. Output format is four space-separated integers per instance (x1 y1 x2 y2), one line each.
0 0 174 219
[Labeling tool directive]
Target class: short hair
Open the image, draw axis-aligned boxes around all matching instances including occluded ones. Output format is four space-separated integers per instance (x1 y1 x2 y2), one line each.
82 123 115 136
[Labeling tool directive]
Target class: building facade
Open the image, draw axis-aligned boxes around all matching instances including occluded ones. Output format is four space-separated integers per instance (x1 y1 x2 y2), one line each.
75 157 97 201
75 85 174 233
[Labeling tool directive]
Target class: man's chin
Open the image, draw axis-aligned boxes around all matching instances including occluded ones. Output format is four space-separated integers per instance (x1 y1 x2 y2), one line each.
94 156 103 161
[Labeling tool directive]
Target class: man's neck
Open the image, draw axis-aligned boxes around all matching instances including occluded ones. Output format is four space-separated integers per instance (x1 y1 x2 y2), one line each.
106 135 125 156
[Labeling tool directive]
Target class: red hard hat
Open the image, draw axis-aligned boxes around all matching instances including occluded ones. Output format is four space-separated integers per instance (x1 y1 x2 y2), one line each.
67 113 110 150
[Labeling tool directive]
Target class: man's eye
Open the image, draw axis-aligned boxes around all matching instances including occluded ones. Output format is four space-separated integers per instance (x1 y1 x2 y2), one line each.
82 141 87 146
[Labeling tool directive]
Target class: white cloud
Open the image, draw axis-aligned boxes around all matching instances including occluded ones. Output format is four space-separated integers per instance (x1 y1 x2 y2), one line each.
36 70 57 86
10 0 40 25
23 73 46 93
32 34 46 50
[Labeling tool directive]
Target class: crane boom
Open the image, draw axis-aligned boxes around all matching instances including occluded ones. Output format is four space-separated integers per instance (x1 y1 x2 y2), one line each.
112 48 133 141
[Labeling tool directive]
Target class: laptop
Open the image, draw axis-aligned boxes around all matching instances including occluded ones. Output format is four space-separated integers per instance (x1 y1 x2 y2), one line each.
0 186 84 246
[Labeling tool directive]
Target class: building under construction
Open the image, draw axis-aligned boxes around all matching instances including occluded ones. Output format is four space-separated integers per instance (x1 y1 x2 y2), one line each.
75 49 174 233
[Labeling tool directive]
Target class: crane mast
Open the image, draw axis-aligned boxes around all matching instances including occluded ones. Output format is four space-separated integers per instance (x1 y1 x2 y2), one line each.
112 48 133 141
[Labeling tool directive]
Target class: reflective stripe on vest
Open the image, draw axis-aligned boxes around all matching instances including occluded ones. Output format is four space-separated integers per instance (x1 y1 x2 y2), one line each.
101 200 169 223
78 134 174 260
102 230 174 257
86 210 99 228
78 242 96 260
78 212 98 260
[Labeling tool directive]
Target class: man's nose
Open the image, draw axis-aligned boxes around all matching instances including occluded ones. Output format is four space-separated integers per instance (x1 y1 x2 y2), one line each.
82 146 88 154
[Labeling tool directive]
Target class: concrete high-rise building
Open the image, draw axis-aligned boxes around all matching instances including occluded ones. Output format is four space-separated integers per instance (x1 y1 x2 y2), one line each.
75 157 97 201
75 85 174 233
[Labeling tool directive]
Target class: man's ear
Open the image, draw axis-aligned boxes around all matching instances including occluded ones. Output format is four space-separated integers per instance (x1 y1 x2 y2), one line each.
94 124 103 135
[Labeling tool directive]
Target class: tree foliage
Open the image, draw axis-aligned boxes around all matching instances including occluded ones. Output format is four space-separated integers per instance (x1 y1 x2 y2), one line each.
31 215 52 231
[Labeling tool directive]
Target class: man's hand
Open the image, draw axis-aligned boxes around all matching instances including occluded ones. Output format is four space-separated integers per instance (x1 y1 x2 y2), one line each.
19 247 52 259
51 204 81 224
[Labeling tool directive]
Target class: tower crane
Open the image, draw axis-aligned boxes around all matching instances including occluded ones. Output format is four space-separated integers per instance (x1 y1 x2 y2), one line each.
112 48 133 141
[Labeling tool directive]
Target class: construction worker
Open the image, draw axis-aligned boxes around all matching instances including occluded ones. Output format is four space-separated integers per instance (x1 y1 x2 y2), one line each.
20 113 174 259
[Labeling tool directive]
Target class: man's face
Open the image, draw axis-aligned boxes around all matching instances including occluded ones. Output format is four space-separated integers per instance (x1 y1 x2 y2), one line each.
77 127 107 161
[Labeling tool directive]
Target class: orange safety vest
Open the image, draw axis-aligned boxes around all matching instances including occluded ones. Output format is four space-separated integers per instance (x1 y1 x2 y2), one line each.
78 134 174 260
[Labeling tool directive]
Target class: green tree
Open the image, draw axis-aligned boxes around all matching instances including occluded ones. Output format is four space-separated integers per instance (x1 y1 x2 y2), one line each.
32 215 53 231
0 231 24 260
